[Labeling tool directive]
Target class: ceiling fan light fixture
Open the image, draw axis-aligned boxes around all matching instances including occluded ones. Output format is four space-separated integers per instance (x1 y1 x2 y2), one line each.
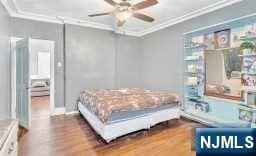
114 10 132 21
89 0 158 26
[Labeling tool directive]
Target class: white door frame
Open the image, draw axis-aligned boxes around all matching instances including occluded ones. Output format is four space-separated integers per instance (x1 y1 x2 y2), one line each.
11 37 56 118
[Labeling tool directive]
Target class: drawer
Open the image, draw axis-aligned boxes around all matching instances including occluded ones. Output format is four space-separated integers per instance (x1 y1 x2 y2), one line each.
0 122 18 156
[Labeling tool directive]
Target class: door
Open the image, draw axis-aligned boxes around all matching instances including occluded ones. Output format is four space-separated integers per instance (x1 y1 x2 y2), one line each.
16 38 31 129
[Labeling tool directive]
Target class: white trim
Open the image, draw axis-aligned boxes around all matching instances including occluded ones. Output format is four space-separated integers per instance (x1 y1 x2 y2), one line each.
65 111 79 115
52 107 66 116
49 41 55 116
1 0 243 37
11 38 57 119
12 11 63 24
10 37 22 119
0 0 15 16
184 12 256 35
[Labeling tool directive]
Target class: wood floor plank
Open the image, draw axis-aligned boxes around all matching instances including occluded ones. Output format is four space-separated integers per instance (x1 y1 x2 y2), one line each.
18 96 196 156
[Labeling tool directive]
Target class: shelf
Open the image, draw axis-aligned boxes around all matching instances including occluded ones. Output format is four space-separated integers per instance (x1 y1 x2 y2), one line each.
205 47 240 52
241 71 256 75
186 96 202 100
239 103 256 110
240 36 256 41
184 71 203 75
184 58 200 61
242 86 256 91
181 111 250 128
184 44 206 49
185 84 200 87
239 54 256 57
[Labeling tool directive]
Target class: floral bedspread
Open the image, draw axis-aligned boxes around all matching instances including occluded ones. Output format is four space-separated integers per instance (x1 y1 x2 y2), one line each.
79 88 179 123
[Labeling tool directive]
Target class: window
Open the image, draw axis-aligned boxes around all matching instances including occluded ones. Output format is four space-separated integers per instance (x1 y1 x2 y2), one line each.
37 52 50 77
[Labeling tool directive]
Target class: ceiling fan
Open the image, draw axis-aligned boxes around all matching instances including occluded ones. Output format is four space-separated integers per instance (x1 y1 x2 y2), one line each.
88 0 158 27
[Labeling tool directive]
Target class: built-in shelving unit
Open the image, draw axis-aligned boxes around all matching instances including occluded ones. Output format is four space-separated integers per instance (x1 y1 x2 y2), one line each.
183 13 256 128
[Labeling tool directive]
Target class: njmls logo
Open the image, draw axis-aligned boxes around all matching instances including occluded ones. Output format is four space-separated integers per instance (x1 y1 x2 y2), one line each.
196 128 256 156
201 135 254 149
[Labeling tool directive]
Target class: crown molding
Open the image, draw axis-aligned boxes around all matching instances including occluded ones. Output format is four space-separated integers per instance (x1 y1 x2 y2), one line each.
138 0 243 36
1 0 243 37
0 0 15 15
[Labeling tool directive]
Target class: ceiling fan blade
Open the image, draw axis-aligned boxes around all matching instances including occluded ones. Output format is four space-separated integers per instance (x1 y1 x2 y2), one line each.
133 13 154 22
88 12 111 17
117 20 126 27
104 0 117 6
132 0 158 11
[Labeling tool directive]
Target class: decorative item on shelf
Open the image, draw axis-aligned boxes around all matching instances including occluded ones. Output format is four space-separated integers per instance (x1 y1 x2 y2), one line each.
187 86 199 97
187 64 198 73
242 74 256 86
253 110 256 125
185 55 200 61
204 33 215 50
249 61 256 74
195 101 209 112
189 99 209 112
239 107 253 122
191 35 204 47
254 45 256 53
246 92 256 108
192 51 204 57
184 40 191 48
243 24 256 37
187 77 198 86
214 29 231 49
231 27 243 48
231 71 241 79
243 57 256 73
240 41 255 55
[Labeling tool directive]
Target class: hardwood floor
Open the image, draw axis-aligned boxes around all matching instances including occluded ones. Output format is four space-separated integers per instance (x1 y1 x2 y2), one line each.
19 97 196 156
31 96 51 119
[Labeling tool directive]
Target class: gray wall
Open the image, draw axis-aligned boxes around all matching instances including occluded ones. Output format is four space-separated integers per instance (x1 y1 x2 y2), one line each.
115 34 142 88
141 0 256 98
65 25 115 111
0 3 10 118
11 18 64 108
65 25 142 112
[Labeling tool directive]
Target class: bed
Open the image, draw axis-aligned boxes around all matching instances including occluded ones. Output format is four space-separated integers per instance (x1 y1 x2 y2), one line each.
78 88 180 142
30 75 50 97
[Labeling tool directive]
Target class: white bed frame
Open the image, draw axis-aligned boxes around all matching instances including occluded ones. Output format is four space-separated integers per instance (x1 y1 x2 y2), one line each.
78 102 180 143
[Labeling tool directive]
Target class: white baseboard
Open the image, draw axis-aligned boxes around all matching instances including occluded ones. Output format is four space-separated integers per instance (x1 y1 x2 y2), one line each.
65 111 79 115
52 107 66 116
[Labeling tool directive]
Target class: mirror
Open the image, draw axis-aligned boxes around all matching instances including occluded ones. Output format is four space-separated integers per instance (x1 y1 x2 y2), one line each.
205 48 243 100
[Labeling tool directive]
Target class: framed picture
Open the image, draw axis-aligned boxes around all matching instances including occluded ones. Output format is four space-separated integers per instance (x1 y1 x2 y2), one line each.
214 29 231 49
204 33 215 50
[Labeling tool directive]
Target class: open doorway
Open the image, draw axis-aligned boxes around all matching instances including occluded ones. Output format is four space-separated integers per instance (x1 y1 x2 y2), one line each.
11 38 55 129
30 39 52 120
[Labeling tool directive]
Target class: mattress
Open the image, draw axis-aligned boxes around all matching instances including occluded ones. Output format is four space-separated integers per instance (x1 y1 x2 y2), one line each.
82 102 179 124
79 88 179 123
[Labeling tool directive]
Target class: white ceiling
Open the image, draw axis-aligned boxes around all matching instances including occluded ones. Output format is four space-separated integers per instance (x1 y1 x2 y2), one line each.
3 0 243 36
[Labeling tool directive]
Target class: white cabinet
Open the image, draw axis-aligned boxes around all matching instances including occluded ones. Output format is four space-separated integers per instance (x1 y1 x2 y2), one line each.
0 120 18 156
